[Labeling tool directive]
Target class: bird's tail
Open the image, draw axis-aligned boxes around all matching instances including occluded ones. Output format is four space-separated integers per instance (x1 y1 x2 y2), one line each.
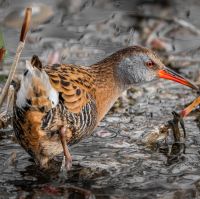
15 56 58 111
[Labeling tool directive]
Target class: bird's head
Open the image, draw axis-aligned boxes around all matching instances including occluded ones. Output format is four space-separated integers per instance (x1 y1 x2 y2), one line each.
116 46 198 90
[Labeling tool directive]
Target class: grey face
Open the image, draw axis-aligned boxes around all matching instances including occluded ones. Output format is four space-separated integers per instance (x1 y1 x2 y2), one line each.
116 53 160 88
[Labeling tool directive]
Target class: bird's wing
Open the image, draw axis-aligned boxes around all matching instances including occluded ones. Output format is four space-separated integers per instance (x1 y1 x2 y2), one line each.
45 64 95 113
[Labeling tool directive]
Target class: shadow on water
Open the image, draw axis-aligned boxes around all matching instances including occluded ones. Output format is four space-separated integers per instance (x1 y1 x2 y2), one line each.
7 163 96 198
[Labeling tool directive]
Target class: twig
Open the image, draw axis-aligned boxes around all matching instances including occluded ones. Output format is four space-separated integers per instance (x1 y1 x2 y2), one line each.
173 17 200 36
180 96 200 117
156 95 200 141
168 55 200 63
0 8 32 108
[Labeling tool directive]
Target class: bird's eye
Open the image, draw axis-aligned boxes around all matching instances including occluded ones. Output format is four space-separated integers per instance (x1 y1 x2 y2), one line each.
146 61 155 68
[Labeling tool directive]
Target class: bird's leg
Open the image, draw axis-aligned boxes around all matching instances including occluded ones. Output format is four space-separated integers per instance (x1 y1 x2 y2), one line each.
59 127 72 171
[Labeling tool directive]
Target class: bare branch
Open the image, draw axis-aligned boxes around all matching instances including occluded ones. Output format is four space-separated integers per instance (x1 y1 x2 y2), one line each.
0 8 32 108
180 96 200 117
168 55 200 63
173 17 200 36
129 13 200 36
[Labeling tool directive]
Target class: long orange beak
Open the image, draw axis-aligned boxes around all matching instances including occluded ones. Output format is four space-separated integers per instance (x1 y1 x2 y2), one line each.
158 67 198 90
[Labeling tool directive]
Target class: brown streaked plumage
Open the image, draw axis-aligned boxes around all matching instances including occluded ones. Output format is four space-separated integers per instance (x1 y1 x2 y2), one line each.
12 45 198 170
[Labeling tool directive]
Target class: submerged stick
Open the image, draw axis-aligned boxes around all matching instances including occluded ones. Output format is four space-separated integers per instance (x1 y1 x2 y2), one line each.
180 96 200 117
0 8 32 108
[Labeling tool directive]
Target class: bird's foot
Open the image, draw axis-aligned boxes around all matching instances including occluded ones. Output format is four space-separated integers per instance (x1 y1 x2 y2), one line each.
60 155 72 172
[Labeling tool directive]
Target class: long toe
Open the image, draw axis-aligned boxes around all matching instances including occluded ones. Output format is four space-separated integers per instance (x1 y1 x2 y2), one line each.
60 156 66 172
60 156 73 172
66 157 72 171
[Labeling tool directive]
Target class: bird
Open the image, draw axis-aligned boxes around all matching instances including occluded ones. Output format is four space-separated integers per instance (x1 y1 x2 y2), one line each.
12 45 198 171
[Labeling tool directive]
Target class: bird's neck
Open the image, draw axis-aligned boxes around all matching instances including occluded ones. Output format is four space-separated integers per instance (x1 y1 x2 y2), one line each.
90 59 129 122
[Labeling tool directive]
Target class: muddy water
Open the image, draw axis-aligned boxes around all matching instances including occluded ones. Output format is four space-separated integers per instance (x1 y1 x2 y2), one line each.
0 0 200 198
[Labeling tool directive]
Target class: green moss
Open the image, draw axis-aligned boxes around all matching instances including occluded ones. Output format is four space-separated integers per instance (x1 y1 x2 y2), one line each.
0 30 8 61
0 74 8 83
